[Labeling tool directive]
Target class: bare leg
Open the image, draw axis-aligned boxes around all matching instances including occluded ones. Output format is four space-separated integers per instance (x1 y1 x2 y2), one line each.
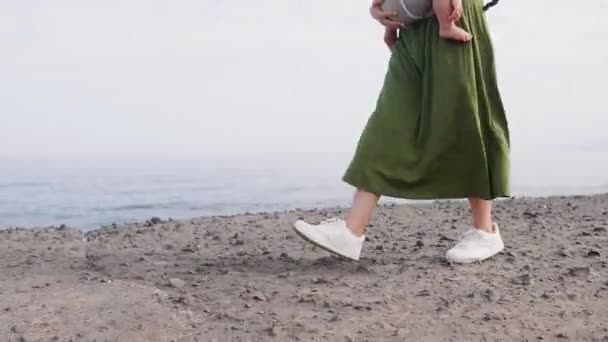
468 198 494 233
345 189 380 237
433 0 473 42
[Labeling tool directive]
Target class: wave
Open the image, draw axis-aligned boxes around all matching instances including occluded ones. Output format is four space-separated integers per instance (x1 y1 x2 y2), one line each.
93 201 193 212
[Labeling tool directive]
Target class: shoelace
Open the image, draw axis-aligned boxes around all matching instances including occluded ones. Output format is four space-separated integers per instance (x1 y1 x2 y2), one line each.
320 217 342 225
457 229 479 242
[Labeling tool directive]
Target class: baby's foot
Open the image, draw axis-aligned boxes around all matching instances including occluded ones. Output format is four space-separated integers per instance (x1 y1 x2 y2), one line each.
439 24 473 42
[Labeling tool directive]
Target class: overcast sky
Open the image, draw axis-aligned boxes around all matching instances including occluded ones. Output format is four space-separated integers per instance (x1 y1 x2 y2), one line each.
1 0 607 160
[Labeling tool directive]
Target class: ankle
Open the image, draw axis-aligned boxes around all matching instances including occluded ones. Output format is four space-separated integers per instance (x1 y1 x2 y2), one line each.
474 223 494 233
345 219 366 237
439 21 458 31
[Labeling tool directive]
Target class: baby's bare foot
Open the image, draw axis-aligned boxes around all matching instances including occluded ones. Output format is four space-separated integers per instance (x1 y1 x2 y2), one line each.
439 24 473 42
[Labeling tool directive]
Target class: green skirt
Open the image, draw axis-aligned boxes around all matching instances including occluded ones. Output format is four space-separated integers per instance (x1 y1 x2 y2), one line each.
343 0 510 200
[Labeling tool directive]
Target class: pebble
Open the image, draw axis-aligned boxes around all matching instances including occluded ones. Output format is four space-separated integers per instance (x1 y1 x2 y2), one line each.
230 239 244 246
567 266 592 278
252 292 267 302
541 291 554 300
417 290 431 297
265 323 278 337
169 278 186 289
150 217 163 224
353 305 372 311
512 274 533 286
523 211 540 219
312 277 329 284
393 328 408 337
483 289 502 302
438 234 453 242
482 313 500 321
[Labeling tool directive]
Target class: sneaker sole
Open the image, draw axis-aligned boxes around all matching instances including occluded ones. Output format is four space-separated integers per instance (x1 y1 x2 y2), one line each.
292 225 359 261
446 246 505 264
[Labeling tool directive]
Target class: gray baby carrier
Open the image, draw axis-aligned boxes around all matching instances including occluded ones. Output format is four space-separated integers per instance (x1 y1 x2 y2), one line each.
382 0 500 25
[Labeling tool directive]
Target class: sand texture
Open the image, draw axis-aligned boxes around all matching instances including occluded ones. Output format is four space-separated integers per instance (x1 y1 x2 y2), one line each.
1 195 608 341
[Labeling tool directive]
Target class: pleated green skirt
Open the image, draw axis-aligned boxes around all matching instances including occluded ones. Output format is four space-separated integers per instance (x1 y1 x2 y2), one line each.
343 0 510 200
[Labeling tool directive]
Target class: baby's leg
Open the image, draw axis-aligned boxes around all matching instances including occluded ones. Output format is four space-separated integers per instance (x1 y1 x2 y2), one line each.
433 0 472 42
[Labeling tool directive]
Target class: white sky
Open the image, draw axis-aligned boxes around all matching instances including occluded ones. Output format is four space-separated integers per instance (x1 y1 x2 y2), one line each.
1 0 607 160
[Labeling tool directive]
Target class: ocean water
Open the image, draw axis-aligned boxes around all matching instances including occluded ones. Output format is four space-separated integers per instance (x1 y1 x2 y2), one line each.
0 156 355 230
1 152 607 231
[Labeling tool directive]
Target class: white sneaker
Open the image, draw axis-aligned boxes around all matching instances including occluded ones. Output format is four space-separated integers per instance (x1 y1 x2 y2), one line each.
445 223 505 263
293 218 365 261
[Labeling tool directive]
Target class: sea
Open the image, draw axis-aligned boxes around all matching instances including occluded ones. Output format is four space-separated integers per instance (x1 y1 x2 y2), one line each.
1 151 607 231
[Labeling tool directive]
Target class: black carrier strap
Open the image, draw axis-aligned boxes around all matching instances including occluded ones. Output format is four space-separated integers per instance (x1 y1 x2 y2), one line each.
483 0 500 11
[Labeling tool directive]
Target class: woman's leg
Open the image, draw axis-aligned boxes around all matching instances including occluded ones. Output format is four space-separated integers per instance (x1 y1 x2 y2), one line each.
346 189 380 237
468 198 494 233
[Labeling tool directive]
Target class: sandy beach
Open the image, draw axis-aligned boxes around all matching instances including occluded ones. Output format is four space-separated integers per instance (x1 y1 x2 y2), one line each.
1 194 607 341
